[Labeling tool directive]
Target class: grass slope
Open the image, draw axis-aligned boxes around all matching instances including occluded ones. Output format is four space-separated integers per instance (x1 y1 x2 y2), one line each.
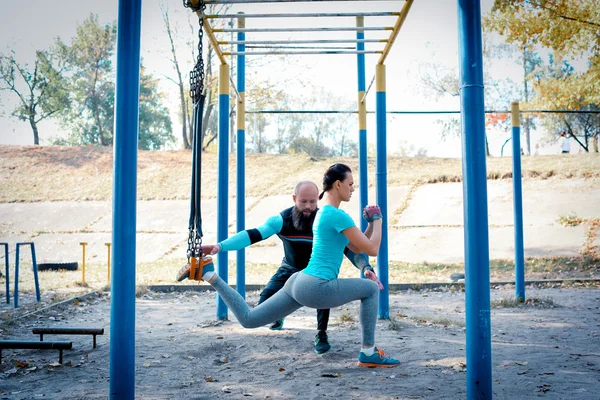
1 145 599 202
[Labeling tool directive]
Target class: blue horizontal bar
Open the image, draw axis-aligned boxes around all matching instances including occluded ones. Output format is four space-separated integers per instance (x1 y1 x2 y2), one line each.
246 110 600 114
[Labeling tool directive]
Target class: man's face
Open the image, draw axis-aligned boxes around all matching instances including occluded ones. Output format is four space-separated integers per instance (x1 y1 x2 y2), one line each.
293 183 319 216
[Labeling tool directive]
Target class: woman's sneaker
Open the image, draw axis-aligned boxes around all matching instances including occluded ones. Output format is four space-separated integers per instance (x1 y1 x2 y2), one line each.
357 347 400 368
314 330 331 354
176 256 214 282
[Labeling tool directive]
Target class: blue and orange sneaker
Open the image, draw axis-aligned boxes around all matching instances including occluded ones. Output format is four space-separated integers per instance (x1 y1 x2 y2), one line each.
357 347 400 368
176 256 214 282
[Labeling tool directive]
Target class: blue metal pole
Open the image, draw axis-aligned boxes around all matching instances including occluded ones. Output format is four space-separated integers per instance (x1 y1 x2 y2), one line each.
375 64 389 319
14 244 19 308
1 243 8 303
236 14 246 298
30 243 40 301
511 101 525 301
110 0 141 398
458 0 493 398
217 62 230 320
357 17 368 236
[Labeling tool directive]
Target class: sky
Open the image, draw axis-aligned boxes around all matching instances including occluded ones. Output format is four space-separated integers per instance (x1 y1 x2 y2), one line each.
0 0 571 157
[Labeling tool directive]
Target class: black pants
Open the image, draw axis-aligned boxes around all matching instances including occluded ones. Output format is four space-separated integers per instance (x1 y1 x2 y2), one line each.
258 262 330 332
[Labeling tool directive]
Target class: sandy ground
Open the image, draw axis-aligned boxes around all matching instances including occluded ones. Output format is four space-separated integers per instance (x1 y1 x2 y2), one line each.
0 284 599 400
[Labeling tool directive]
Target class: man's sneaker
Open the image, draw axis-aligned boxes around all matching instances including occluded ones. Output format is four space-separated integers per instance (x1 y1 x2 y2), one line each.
176 256 214 282
314 330 331 354
357 347 400 368
269 319 284 331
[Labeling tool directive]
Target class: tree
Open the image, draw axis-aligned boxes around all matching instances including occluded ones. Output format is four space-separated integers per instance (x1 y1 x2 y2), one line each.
159 2 239 151
53 14 174 150
243 71 287 153
53 61 174 150
519 45 543 154
485 0 600 152
289 136 331 158
485 0 600 104
273 107 304 154
534 56 599 151
418 37 535 156
138 65 175 150
56 14 117 146
160 2 192 149
0 48 70 144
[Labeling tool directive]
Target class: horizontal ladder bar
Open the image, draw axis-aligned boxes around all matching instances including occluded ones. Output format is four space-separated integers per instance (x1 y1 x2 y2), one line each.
245 45 356 49
218 39 387 45
245 110 600 114
214 27 392 33
206 0 404 3
224 50 382 55
207 12 400 19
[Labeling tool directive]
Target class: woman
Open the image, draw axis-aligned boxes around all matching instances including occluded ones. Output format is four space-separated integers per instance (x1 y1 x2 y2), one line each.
182 163 399 368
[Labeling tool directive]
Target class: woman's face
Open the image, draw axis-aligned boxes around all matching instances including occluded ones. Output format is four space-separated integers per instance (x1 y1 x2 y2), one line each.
337 172 355 202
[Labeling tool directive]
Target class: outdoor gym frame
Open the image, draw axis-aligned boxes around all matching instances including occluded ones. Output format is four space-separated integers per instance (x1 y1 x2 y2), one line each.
109 1 493 399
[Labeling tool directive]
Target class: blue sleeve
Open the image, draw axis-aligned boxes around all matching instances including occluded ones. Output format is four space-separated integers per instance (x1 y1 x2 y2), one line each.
256 215 283 239
219 214 283 252
333 209 355 233
344 248 374 273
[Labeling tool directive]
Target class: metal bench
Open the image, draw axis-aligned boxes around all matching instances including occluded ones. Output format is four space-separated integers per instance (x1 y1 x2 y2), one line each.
0 340 72 364
32 327 105 348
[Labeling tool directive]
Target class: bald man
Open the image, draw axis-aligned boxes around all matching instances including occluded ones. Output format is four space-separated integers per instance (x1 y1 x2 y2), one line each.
197 181 374 355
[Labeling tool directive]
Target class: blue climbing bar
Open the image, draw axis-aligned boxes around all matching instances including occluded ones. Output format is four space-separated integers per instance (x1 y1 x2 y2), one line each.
356 16 368 235
217 61 230 320
236 13 246 298
457 0 493 398
1 242 8 304
375 63 389 319
14 242 40 308
511 101 525 301
110 0 141 398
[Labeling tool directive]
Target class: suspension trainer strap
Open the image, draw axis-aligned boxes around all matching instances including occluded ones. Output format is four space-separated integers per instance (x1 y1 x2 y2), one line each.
193 97 204 238
184 0 207 258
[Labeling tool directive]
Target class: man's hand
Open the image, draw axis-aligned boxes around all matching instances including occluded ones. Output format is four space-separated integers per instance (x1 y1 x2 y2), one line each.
363 205 382 223
365 269 384 290
200 244 220 255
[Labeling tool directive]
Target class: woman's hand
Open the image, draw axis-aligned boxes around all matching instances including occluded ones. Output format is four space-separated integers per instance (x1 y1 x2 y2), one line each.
363 205 382 223
365 269 384 290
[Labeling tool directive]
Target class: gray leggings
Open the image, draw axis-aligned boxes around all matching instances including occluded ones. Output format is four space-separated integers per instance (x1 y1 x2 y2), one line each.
209 271 379 346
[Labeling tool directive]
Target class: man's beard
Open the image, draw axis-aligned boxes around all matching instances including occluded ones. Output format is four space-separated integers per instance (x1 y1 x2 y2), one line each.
292 206 317 232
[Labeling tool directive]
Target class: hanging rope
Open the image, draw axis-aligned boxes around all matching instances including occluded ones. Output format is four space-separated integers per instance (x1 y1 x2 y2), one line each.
183 0 207 260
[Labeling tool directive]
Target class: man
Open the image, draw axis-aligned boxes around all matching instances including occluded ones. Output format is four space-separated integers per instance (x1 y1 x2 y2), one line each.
560 131 571 154
192 180 374 355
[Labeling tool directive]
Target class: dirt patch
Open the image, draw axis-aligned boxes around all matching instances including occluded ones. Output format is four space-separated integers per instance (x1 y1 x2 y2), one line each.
0 284 599 399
